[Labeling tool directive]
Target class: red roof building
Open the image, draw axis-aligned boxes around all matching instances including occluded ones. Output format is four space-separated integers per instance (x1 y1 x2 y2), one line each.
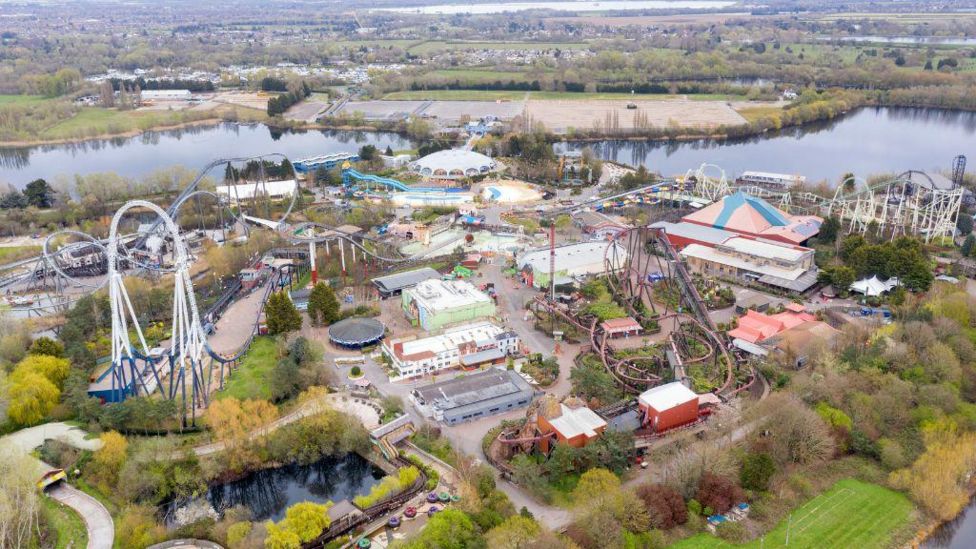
538 403 608 451
638 382 700 433
727 308 816 344
681 192 821 245
601 317 642 338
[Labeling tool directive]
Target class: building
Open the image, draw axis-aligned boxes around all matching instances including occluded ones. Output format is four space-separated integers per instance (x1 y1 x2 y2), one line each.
216 180 297 202
736 171 806 189
679 236 819 293
601 317 642 338
651 221 735 251
573 211 628 239
293 152 360 173
141 89 192 101
638 382 700 433
727 307 816 344
762 320 841 368
408 149 497 180
383 321 519 377
410 369 535 425
517 241 627 288
681 192 821 246
402 279 496 331
372 267 442 298
538 400 608 452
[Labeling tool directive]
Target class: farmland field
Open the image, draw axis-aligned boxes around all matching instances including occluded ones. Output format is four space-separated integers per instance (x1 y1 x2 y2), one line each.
670 479 914 549
407 40 589 55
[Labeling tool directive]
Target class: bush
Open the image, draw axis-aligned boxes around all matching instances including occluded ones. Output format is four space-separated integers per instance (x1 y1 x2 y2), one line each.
353 466 420 508
695 473 744 515
350 366 362 377
716 521 749 543
740 453 776 492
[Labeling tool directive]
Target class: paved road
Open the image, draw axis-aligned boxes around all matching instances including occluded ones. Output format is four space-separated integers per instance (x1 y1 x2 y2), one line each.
48 484 115 549
1 422 112 549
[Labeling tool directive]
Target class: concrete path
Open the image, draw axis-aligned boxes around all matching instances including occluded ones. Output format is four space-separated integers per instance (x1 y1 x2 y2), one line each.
0 422 112 549
48 484 114 549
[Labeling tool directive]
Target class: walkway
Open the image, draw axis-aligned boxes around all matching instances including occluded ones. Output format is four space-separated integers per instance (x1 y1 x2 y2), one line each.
0 422 113 549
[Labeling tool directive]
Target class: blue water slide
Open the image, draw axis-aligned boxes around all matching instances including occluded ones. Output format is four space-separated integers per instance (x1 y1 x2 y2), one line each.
341 168 468 193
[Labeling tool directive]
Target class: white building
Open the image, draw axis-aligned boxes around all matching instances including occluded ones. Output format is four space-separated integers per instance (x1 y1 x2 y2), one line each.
383 321 520 378
402 279 496 331
141 89 192 101
516 241 628 288
215 180 297 202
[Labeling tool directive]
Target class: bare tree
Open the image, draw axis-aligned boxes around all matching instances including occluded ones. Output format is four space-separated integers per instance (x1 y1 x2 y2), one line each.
0 452 41 547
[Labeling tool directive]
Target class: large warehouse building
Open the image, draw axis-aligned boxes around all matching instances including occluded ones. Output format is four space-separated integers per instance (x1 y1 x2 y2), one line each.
408 149 498 180
402 279 496 331
638 382 700 433
411 368 535 425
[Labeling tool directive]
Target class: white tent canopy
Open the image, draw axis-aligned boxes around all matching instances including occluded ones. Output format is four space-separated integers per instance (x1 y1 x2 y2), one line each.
850 275 899 297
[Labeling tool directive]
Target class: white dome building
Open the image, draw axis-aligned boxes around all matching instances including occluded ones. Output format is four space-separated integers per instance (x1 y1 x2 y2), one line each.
409 149 497 180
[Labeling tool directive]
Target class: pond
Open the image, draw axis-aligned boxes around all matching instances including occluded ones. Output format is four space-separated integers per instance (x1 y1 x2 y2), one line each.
923 497 976 549
0 123 415 187
555 107 976 184
167 453 384 524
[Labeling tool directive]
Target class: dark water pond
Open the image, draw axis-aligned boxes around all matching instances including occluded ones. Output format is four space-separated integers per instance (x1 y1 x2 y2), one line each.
922 497 976 549
167 453 384 523
0 123 415 187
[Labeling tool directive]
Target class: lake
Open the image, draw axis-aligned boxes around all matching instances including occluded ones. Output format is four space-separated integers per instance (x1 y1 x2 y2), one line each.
167 453 384 523
923 497 976 549
376 0 735 15
555 107 976 183
0 123 414 187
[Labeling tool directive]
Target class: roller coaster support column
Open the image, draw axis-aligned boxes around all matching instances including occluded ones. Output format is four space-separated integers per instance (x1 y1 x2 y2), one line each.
308 226 317 285
549 224 556 302
340 238 347 285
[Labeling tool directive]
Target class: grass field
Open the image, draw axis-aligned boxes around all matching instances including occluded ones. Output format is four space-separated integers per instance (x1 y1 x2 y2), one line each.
382 90 746 101
217 336 277 401
36 103 266 141
41 494 88 549
425 68 552 80
0 94 50 106
407 40 589 55
736 105 785 123
670 479 913 549
0 245 41 262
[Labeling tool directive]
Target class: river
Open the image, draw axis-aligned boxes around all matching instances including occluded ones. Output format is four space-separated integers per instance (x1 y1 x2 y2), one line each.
166 453 383 524
555 107 976 183
923 498 976 549
0 123 415 187
3 107 976 189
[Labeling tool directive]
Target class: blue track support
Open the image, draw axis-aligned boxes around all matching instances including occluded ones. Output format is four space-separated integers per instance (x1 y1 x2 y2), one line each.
342 168 459 193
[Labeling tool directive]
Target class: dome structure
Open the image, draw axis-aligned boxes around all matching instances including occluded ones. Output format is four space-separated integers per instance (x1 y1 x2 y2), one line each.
328 317 386 348
409 149 497 180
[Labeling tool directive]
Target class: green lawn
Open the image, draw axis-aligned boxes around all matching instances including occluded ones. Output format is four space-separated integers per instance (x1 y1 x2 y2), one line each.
382 90 745 102
0 94 50 106
41 494 88 549
216 336 278 401
670 479 913 549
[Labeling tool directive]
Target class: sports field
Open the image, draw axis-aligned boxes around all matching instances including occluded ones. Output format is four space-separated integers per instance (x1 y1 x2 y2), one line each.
670 479 913 549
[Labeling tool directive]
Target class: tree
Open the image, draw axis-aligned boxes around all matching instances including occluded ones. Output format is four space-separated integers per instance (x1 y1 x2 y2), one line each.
829 266 856 292
24 178 53 208
267 501 332 544
358 144 378 161
0 191 27 209
399 508 484 549
13 354 70 387
266 291 302 334
739 453 776 492
695 473 745 515
754 393 836 465
265 522 302 549
206 397 279 472
385 145 394 156
958 213 974 236
28 336 64 357
0 453 41 548
890 430 976 520
485 515 541 548
307 282 340 326
819 215 841 243
8 370 59 425
92 431 128 488
635 483 687 529
963 234 976 257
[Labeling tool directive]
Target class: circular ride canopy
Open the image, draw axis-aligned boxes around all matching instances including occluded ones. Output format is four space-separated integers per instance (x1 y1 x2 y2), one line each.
408 149 497 179
328 317 386 348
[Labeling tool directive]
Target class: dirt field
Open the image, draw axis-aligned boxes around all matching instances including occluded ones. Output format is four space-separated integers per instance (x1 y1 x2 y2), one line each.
422 100 524 121
525 98 747 133
285 100 330 122
213 91 269 111
338 100 427 120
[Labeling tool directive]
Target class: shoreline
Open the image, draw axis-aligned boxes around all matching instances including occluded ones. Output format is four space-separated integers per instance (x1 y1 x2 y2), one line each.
0 117 234 148
907 482 976 548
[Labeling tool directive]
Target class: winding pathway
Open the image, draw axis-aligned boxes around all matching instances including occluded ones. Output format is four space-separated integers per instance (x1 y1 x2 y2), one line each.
0 422 113 549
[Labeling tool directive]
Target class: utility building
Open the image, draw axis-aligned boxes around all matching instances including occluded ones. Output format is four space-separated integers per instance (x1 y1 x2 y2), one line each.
410 369 535 425
402 279 495 331
638 382 700 433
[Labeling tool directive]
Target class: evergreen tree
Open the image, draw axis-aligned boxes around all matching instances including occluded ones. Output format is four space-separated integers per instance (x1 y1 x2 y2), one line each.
266 291 302 334
963 234 976 257
24 178 54 208
307 282 340 326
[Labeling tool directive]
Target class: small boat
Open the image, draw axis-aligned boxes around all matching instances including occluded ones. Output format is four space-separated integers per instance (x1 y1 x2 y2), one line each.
356 538 371 549
426 492 439 504
438 492 451 503
427 506 440 517
387 516 401 529
404 506 417 518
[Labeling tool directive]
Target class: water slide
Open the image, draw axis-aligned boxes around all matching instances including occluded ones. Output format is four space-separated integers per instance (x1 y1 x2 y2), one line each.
342 168 465 193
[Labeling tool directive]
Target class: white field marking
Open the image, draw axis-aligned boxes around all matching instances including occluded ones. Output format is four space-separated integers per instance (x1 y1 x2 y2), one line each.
790 488 856 535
